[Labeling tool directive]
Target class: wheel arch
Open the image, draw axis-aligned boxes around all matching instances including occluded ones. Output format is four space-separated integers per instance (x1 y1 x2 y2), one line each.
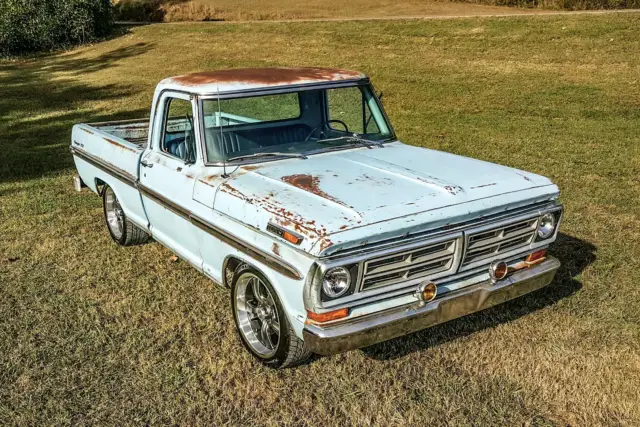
95 177 107 196
223 253 306 339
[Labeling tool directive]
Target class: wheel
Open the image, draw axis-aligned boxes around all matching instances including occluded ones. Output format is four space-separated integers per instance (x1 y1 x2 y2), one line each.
231 264 310 368
102 185 150 246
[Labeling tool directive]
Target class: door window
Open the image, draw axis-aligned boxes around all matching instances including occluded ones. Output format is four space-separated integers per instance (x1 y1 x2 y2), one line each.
161 98 196 163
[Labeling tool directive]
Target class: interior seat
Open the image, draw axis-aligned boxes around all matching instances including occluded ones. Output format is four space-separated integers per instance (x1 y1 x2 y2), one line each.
204 124 311 161
205 128 261 161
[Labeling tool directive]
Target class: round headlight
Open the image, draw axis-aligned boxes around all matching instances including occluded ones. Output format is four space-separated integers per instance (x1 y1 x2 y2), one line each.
322 267 351 298
537 213 556 239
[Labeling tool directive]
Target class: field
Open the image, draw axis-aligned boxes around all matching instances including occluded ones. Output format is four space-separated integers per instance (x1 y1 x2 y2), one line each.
112 0 639 22
113 0 541 22
1 13 640 426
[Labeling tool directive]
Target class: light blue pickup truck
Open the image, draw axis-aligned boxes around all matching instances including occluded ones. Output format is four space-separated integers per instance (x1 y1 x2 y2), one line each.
71 67 563 368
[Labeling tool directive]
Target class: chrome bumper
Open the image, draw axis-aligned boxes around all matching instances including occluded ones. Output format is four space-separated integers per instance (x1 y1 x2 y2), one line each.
303 256 560 355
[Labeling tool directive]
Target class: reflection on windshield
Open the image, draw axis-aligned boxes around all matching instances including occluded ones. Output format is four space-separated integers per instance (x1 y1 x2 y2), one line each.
202 85 393 163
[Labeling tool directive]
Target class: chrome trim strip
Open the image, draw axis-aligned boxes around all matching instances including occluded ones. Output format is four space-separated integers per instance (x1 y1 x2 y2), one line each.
70 146 138 187
303 256 560 355
137 184 303 280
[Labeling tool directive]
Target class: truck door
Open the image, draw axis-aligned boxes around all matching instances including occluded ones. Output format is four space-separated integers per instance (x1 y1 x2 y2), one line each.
138 91 203 269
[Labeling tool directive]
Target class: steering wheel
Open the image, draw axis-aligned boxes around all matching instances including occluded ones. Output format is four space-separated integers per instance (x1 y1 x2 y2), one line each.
304 119 350 141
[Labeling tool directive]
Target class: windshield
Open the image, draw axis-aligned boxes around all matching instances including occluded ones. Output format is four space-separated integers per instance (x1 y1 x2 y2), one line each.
202 84 393 163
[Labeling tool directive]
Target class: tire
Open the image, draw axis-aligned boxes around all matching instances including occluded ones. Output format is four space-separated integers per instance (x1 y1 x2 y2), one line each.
102 185 150 246
231 264 310 369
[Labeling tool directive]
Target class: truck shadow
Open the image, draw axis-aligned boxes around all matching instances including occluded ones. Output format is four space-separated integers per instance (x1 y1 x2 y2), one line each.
0 38 152 185
358 232 595 361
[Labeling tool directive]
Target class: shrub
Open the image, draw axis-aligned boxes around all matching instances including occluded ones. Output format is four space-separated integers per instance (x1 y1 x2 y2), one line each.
0 0 113 56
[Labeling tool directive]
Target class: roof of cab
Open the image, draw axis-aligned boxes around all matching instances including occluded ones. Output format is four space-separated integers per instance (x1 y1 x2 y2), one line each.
157 67 366 94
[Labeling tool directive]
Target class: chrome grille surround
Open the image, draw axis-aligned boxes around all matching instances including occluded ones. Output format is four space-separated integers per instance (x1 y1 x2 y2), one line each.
361 238 458 291
308 202 563 312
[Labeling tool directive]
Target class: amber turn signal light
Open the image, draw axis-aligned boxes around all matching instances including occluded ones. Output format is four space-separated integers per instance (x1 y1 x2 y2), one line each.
489 260 508 282
283 231 302 245
526 249 547 263
418 282 437 302
306 308 349 323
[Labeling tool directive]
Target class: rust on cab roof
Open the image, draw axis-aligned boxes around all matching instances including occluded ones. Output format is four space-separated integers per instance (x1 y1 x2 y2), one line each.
167 67 364 87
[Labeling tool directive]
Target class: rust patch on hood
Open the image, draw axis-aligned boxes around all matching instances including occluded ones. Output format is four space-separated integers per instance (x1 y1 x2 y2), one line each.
80 127 94 135
318 237 334 253
272 243 280 257
168 67 363 87
281 174 346 207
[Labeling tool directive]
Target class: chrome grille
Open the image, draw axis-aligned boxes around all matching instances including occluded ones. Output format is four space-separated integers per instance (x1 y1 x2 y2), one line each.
462 217 538 267
361 239 457 290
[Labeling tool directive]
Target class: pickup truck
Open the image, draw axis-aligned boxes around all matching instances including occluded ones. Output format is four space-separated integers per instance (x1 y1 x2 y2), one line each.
71 67 563 368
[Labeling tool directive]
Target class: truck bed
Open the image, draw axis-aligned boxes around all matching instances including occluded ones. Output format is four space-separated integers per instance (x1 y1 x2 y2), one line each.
87 118 150 147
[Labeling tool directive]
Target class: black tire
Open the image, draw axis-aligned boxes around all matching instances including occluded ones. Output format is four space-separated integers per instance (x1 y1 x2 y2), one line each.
231 264 310 369
102 185 150 246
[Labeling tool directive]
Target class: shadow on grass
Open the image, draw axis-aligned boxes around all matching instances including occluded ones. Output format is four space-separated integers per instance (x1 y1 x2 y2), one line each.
0 40 153 185
360 232 595 361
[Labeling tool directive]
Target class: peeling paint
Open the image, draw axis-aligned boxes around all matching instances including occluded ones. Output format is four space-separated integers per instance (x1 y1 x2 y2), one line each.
470 183 497 189
517 173 533 182
318 237 334 252
103 137 137 153
271 242 280 257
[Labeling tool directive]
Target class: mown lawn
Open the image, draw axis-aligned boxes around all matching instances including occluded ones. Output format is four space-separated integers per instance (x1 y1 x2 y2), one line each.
1 14 640 426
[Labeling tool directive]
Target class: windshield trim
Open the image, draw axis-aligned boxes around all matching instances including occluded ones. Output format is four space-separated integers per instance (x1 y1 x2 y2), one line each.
197 78 370 99
198 81 396 167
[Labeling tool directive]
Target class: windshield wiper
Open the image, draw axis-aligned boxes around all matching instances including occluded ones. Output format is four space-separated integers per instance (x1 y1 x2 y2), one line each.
226 152 307 162
317 135 384 149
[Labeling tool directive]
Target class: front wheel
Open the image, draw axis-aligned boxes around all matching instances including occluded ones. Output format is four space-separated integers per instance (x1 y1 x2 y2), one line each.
102 185 150 246
231 265 310 368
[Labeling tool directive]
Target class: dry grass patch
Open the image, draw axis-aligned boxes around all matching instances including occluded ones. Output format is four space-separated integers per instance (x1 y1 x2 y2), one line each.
113 0 540 22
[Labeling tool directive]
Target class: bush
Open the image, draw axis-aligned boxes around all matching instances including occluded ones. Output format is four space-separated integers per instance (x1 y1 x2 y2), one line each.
0 0 113 56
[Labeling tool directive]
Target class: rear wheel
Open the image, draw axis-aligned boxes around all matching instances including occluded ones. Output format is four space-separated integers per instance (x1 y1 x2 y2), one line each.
231 265 310 368
102 185 150 246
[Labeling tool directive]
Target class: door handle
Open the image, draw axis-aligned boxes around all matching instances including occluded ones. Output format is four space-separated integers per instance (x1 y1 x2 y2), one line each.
140 159 154 168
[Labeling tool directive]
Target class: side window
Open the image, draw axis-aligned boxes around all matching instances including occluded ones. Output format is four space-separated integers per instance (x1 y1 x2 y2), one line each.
161 98 196 162
327 86 378 135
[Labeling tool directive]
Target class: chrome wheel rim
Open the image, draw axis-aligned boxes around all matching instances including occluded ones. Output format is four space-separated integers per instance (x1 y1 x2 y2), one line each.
104 187 124 240
235 273 280 358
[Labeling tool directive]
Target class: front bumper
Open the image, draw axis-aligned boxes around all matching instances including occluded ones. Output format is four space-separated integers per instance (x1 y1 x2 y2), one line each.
303 256 560 355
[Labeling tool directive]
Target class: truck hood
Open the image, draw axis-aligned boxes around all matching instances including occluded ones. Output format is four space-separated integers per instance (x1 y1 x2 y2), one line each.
213 142 559 256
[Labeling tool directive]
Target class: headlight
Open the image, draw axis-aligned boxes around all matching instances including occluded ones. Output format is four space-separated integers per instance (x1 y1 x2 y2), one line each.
322 267 351 298
537 213 556 239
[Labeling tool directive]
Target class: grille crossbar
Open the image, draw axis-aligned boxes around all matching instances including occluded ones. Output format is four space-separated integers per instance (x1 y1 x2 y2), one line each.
361 240 457 290
462 218 538 266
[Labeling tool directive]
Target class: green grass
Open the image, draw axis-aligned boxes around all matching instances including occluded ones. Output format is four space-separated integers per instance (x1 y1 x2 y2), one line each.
1 14 640 425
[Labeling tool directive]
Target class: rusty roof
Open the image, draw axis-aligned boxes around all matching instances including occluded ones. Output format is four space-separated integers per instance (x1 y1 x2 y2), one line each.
158 67 366 93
